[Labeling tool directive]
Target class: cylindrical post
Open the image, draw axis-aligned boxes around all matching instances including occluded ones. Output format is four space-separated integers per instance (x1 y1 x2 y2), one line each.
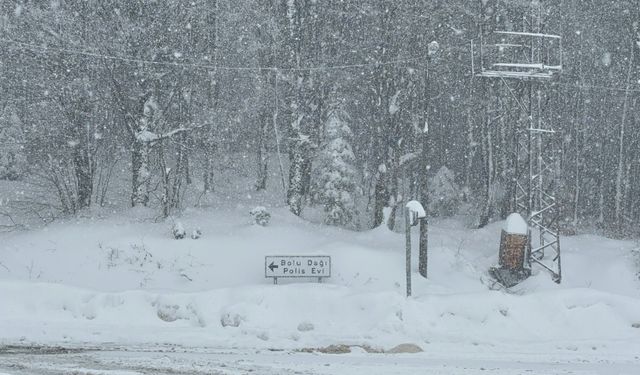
418 217 428 278
405 210 412 297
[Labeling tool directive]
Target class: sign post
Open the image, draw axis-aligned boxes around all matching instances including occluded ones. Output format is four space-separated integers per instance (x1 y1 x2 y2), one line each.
405 201 426 297
265 255 331 284
405 210 413 297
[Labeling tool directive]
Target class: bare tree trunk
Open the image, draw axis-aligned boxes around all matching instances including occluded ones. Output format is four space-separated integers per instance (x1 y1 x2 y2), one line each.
614 39 635 227
597 137 607 226
159 144 171 218
255 107 269 191
372 168 388 228
171 132 188 210
464 108 476 192
73 145 94 209
287 85 307 216
386 151 401 231
272 71 287 195
184 133 192 185
70 121 95 210
203 145 215 193
287 149 305 215
203 1 219 194
572 91 585 225
285 1 315 216
58 92 96 210
131 138 151 207
478 86 495 228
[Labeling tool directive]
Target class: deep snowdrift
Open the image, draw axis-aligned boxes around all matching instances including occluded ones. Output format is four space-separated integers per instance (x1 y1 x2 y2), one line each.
0 205 639 357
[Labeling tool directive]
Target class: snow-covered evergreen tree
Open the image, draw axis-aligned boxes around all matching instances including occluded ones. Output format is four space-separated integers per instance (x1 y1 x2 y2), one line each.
314 109 357 227
429 166 461 217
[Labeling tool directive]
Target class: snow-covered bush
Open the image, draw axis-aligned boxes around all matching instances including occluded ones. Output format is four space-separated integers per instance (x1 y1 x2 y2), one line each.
172 222 186 239
428 166 461 217
250 206 271 226
191 229 202 240
313 108 357 227
297 322 315 332
221 312 244 327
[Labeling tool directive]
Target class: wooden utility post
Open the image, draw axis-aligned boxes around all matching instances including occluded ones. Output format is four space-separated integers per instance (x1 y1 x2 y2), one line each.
418 213 428 278
419 41 439 278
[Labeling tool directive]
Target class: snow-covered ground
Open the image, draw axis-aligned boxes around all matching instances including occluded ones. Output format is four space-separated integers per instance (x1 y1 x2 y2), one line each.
1 200 640 364
1 159 640 373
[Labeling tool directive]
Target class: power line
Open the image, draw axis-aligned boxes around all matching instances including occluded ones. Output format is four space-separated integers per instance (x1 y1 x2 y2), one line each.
0 38 422 73
3 39 639 93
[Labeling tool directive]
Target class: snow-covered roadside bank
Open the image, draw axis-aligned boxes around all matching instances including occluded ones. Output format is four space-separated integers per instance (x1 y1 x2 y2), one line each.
1 207 639 358
1 279 639 350
1 281 640 361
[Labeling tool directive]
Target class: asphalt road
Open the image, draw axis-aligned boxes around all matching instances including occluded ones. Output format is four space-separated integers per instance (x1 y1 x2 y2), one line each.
0 345 639 375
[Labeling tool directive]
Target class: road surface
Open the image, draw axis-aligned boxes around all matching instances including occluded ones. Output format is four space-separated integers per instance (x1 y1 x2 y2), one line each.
0 345 638 374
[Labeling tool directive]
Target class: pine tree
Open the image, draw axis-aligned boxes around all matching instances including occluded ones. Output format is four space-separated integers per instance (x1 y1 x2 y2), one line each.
315 108 357 227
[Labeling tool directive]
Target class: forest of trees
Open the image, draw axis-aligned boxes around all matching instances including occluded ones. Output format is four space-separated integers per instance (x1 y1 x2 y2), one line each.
0 0 639 236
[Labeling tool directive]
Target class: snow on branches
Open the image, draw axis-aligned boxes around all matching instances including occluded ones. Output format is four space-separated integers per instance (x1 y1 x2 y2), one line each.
313 108 358 228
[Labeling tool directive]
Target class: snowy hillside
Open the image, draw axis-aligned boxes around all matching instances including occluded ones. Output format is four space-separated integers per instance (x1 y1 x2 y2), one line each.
1 203 639 358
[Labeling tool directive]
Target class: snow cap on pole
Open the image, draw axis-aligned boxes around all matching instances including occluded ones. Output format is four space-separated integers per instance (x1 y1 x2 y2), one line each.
406 200 426 226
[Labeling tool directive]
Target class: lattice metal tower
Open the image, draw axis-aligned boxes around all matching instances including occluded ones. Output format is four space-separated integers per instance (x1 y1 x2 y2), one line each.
471 2 562 285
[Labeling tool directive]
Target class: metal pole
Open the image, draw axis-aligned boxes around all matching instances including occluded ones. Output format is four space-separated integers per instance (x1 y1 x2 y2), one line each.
537 89 545 255
405 210 412 297
418 53 431 279
418 216 428 278
527 81 534 268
